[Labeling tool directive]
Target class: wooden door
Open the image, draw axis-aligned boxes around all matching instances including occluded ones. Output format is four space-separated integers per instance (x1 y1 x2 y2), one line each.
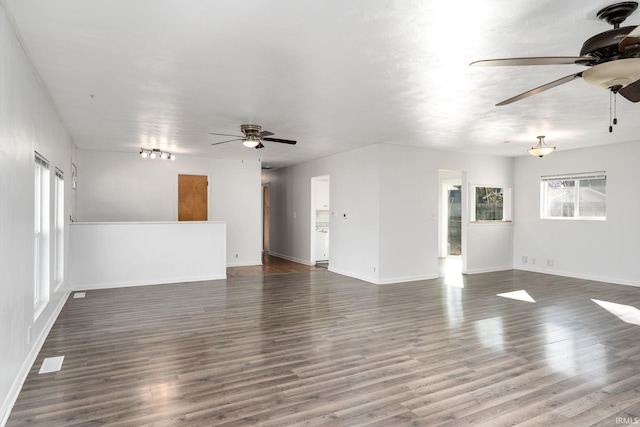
178 175 208 221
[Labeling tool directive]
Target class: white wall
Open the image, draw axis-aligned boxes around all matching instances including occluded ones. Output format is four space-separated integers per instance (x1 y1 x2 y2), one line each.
76 151 262 267
377 145 514 281
264 143 514 284
326 147 381 282
69 222 227 289
0 6 76 424
513 141 640 286
264 145 381 282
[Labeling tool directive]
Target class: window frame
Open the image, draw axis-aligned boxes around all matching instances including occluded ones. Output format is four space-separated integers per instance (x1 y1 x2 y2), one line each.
54 168 65 289
469 184 512 223
34 152 51 316
540 171 607 221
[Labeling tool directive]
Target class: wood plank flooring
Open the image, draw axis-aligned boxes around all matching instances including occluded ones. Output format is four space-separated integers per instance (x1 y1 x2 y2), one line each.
226 253 325 278
7 258 640 426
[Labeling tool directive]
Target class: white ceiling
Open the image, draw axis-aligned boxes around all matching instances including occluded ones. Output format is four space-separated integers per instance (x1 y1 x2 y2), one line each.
3 0 640 169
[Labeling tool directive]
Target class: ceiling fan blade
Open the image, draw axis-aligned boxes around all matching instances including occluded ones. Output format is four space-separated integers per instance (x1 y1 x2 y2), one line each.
619 79 640 102
496 72 583 106
258 130 274 137
470 56 596 67
211 138 243 146
262 137 297 145
619 25 640 52
255 142 265 149
209 132 243 138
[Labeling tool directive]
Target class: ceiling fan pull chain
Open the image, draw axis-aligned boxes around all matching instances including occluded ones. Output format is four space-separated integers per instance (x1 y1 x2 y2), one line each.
613 91 618 126
608 89 620 132
609 86 621 132
609 90 613 132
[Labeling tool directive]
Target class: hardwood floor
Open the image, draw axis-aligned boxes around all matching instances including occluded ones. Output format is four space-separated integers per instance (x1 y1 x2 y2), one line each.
7 259 640 426
226 253 325 278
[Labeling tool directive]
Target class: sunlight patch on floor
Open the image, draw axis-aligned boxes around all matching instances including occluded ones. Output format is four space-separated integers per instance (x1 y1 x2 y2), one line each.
442 257 464 288
591 299 640 326
445 274 464 288
497 290 536 303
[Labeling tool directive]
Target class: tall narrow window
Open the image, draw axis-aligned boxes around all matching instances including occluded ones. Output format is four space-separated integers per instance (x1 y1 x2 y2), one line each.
34 152 50 316
54 168 64 289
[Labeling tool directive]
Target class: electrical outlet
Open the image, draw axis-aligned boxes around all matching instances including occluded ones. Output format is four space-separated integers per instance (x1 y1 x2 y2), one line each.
522 255 528 263
532 258 536 265
235 253 239 258
373 267 376 273
547 259 554 266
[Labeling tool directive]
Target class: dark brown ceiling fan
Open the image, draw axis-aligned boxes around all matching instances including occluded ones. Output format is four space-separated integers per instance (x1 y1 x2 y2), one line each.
471 1 640 106
210 124 297 149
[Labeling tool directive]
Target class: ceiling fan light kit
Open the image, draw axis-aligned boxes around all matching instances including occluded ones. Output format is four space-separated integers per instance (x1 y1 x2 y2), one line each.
581 58 640 89
528 136 556 157
242 135 261 148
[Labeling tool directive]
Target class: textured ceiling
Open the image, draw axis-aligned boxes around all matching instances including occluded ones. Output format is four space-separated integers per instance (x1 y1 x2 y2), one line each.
3 0 640 169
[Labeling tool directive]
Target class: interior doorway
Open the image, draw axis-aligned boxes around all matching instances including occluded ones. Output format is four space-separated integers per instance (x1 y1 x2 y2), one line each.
446 185 462 256
438 170 464 277
178 174 208 221
311 176 330 267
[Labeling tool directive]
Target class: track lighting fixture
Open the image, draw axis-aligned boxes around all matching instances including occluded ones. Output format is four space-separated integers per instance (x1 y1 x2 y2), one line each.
139 148 175 161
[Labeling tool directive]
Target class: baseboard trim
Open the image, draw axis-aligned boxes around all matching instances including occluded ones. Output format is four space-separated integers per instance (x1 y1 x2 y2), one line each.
266 252 314 267
376 274 440 285
227 260 262 267
72 275 227 291
465 265 513 275
515 266 640 288
327 266 377 284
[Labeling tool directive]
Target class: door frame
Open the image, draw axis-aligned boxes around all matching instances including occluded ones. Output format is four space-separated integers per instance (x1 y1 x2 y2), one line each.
310 175 330 265
438 170 467 274
262 183 270 253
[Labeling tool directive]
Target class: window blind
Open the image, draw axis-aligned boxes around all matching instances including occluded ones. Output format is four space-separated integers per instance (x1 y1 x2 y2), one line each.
34 152 49 169
541 171 606 181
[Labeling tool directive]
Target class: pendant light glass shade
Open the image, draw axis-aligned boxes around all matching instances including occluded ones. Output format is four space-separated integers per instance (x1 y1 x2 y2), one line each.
528 135 555 157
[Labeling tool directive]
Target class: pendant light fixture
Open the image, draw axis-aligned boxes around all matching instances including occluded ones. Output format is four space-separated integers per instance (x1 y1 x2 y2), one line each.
528 135 555 157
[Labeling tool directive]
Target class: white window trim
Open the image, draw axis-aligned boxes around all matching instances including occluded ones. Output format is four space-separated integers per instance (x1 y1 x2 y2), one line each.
34 152 51 318
469 183 513 224
54 168 65 290
540 171 606 221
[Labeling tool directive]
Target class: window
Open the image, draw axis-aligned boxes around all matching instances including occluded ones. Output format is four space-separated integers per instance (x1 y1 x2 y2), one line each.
54 168 64 289
470 185 512 222
541 171 606 220
34 152 51 314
